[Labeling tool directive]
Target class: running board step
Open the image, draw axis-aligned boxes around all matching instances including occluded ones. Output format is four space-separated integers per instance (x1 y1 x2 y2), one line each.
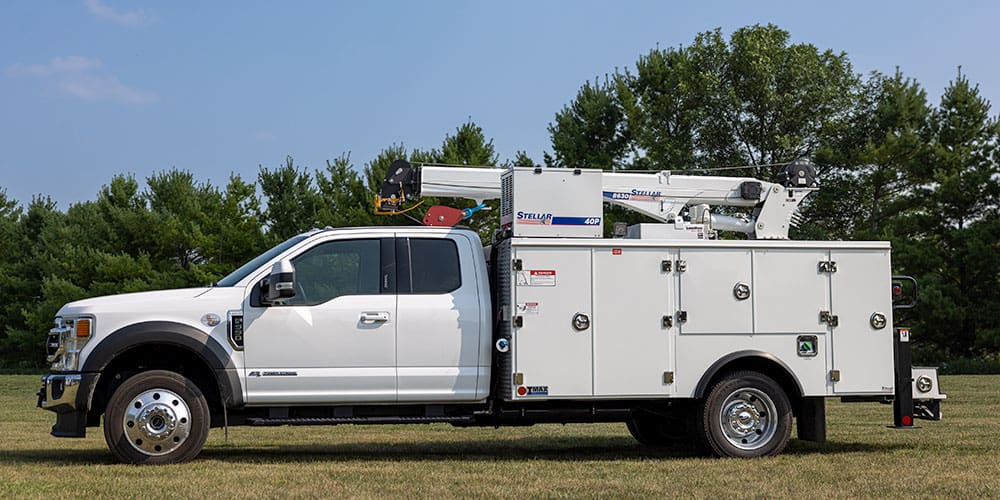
246 415 474 426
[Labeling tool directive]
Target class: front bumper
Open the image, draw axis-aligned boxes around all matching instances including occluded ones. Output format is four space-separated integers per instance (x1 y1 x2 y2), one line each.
37 373 96 437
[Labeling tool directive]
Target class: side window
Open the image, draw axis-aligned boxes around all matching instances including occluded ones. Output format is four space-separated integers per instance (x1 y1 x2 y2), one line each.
397 238 462 294
285 239 380 306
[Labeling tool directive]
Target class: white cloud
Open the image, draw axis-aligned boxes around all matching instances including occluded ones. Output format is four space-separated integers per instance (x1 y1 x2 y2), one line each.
5 56 103 78
5 56 157 105
85 0 153 27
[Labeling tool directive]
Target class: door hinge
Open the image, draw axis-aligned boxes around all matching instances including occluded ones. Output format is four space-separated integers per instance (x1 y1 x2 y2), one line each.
513 316 523 328
819 261 837 273
661 260 672 272
512 259 522 271
676 260 687 272
830 370 841 382
677 310 688 323
662 315 673 328
663 371 674 384
820 310 839 327
513 372 524 385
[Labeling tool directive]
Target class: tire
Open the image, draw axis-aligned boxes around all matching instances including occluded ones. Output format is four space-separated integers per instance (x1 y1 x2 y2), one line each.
626 410 690 447
103 370 210 465
696 371 792 458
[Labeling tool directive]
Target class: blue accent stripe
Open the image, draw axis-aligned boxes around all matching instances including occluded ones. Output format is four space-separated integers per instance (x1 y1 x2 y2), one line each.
551 217 601 226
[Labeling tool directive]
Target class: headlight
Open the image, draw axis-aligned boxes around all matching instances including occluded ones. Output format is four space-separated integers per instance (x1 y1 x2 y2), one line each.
47 316 94 371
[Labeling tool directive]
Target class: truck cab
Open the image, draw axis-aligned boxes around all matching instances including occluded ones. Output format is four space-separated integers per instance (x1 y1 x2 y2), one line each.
39 227 493 463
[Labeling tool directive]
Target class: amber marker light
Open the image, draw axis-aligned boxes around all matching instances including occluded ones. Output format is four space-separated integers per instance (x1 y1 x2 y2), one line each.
75 318 92 338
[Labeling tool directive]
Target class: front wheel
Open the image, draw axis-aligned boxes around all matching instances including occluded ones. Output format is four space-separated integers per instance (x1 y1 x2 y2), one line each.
103 370 210 464
696 371 792 458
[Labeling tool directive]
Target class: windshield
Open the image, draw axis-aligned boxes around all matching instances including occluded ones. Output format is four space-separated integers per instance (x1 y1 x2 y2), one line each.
215 235 309 287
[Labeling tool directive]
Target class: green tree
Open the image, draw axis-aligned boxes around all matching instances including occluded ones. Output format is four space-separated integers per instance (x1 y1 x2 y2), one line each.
804 70 932 240
894 71 1000 358
550 24 858 179
548 77 627 169
315 153 375 228
258 156 321 242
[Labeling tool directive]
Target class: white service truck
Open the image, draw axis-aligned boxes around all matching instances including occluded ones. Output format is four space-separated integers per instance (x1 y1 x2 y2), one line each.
38 159 945 464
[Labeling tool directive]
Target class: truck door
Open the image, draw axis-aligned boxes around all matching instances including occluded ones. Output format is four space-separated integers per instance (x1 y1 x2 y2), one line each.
242 237 397 404
512 246 592 398
592 246 675 396
830 249 895 394
394 234 485 402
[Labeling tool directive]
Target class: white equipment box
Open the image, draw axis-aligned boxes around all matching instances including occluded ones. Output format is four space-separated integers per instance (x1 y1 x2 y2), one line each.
502 238 895 400
500 167 603 238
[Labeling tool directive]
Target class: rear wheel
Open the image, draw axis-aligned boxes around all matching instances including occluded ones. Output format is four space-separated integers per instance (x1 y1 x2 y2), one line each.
103 370 210 464
696 371 792 458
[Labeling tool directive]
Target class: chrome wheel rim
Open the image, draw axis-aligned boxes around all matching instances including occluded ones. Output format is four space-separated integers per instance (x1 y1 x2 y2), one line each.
123 388 192 456
719 387 777 451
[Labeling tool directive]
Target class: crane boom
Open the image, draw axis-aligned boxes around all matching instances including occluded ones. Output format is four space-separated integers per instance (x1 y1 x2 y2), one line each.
376 159 818 239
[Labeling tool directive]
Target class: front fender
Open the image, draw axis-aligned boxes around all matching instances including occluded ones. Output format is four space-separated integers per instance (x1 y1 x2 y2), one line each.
81 321 244 408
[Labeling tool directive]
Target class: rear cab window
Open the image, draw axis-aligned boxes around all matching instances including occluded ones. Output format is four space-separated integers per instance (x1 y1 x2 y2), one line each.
396 237 461 294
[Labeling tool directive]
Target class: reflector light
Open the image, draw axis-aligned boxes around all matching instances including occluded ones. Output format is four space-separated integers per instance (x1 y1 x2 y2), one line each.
75 319 91 338
902 415 912 426
516 386 527 396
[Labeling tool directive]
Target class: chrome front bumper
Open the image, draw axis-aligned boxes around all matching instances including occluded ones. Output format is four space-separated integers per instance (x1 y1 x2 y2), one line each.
37 374 82 412
38 373 93 437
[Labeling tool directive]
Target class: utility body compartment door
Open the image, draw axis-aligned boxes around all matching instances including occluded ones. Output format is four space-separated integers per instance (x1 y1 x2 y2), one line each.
677 248 753 334
512 246 592 398
830 249 895 394
592 246 675 396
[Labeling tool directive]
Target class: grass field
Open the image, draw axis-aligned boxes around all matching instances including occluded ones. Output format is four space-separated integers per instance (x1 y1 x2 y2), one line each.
1 375 997 498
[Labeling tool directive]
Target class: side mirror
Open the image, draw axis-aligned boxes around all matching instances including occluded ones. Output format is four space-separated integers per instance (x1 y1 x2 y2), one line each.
262 260 296 303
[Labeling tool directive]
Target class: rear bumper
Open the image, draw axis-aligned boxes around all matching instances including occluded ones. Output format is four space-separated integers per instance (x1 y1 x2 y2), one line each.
911 366 946 421
37 373 97 437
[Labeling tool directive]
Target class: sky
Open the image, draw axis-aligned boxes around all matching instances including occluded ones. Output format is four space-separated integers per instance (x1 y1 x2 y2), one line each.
1 1 998 208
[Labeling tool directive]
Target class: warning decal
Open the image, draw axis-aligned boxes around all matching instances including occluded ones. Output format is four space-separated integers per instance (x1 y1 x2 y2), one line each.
516 302 540 315
516 270 556 286
529 270 556 286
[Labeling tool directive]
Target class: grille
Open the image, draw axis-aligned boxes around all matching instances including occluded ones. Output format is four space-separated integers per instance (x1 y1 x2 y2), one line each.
500 170 513 227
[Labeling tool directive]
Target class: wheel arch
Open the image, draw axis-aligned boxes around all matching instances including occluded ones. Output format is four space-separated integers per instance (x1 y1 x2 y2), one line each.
693 350 804 410
82 321 243 424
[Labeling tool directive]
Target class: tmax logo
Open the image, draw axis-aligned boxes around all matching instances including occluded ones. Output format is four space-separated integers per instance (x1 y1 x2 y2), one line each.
516 211 553 225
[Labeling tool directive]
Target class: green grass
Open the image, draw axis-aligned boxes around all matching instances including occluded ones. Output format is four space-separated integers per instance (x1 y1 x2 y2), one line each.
1 375 997 498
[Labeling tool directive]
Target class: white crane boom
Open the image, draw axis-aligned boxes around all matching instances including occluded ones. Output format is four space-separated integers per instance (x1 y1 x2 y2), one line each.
377 159 819 239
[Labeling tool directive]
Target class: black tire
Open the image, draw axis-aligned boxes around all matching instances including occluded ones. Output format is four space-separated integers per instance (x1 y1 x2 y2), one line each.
626 410 690 447
103 370 210 465
696 371 792 458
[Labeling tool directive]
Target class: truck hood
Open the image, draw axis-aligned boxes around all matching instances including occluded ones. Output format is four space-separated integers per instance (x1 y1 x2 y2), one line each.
58 287 245 317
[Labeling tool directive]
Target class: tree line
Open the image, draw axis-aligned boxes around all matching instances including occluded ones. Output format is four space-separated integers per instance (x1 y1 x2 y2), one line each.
1 24 998 370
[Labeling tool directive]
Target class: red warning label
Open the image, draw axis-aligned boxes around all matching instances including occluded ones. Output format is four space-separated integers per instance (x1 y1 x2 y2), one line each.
529 270 556 286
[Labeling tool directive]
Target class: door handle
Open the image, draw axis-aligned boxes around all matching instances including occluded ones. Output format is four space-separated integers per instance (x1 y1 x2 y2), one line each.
360 312 390 323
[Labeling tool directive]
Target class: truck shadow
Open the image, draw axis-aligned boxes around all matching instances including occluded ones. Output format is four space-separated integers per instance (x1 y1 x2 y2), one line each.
197 437 905 463
0 438 906 465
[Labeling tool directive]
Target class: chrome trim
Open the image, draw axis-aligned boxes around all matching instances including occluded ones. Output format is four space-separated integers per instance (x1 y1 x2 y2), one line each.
39 374 82 411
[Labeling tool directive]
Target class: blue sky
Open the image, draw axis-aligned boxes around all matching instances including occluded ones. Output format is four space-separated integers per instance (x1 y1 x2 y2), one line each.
2 1 998 207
